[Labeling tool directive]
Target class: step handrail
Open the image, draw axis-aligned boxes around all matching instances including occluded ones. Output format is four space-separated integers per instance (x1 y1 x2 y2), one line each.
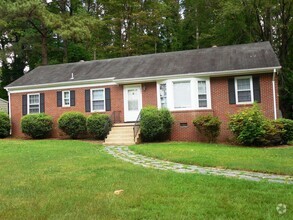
133 110 142 142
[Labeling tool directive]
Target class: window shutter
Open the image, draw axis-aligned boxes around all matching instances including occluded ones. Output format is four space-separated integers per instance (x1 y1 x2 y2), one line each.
40 93 45 113
57 91 62 107
105 88 111 111
253 76 261 103
228 78 236 104
70 90 75 106
85 90 91 112
22 95 27 116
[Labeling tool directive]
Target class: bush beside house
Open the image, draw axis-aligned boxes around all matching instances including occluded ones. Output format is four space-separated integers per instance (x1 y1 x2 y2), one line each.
0 112 10 138
87 114 112 140
229 104 293 146
21 113 53 139
193 115 221 143
58 112 87 139
140 106 174 142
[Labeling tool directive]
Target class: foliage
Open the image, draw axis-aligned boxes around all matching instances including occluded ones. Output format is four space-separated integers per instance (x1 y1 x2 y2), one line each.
21 113 53 139
0 0 292 118
140 106 174 142
58 112 87 139
0 111 10 138
229 104 268 146
87 113 112 140
229 104 293 146
272 118 293 144
193 115 221 143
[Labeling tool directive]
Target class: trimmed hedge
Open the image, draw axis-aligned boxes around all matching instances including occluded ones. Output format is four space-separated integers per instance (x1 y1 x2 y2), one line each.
229 104 293 146
140 106 174 142
0 112 10 138
193 115 221 143
87 114 112 140
21 113 53 139
58 112 87 139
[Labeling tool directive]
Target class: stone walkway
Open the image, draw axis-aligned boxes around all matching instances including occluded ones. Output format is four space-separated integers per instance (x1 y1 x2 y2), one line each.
105 146 293 184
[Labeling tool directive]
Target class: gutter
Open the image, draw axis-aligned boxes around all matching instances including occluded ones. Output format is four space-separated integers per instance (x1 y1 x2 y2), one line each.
272 69 277 120
8 91 12 135
5 77 115 91
114 66 282 84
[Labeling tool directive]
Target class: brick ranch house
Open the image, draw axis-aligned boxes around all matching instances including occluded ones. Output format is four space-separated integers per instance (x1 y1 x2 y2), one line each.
5 42 281 143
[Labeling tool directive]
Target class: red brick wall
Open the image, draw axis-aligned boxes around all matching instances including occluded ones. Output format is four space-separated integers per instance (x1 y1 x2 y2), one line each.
10 82 157 138
10 74 278 142
169 73 278 142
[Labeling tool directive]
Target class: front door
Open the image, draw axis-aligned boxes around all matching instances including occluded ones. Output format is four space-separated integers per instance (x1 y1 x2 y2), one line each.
124 85 142 122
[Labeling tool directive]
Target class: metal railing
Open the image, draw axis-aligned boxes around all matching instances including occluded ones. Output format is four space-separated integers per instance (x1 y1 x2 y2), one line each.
133 110 142 142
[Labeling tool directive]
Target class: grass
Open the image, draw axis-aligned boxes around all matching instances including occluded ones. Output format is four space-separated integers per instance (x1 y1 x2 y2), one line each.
130 142 293 175
0 140 292 219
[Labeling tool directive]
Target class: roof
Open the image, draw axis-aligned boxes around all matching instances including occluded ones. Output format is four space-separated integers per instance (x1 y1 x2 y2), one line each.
0 98 8 103
6 41 280 88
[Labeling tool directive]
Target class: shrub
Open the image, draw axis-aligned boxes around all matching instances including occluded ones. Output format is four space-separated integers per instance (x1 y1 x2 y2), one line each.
228 104 293 146
21 113 53 139
272 118 293 144
0 112 10 138
58 112 87 139
140 106 174 142
193 115 221 143
229 104 268 146
87 114 112 140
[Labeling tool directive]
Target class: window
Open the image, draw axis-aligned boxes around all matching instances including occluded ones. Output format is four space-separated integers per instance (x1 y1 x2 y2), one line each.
28 94 40 114
160 83 167 108
198 81 207 107
91 89 105 111
173 81 191 109
157 78 211 110
235 77 253 104
62 91 70 107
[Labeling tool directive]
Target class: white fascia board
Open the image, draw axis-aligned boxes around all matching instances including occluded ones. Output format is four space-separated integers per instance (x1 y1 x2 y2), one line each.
7 82 117 94
114 66 282 84
5 77 115 92
6 79 116 94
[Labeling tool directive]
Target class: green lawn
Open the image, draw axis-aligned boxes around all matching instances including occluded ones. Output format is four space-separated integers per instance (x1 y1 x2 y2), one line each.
130 142 293 175
0 140 292 219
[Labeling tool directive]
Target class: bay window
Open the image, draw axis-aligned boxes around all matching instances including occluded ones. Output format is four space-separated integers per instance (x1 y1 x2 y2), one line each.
157 78 211 110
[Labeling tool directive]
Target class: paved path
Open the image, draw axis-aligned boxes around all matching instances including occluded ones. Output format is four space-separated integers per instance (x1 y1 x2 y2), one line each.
105 146 293 184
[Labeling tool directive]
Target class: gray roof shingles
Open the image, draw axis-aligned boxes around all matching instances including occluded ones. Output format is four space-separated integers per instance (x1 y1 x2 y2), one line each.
7 41 280 88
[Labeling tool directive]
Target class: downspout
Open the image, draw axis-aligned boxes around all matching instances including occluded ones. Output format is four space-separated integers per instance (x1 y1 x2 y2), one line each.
272 69 277 120
7 90 12 134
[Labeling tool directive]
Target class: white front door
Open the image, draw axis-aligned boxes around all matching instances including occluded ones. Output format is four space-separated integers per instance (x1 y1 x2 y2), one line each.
124 85 142 122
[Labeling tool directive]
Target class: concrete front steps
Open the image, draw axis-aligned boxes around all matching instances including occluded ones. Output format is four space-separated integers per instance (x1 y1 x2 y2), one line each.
104 123 140 146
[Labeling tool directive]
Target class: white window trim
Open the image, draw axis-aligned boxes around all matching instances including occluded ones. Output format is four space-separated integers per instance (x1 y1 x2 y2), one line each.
90 88 106 112
235 76 254 104
157 77 211 111
27 93 40 114
62 90 70 107
197 80 208 108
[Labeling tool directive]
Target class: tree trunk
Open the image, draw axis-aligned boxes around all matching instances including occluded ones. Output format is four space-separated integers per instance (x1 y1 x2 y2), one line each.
41 34 48 65
63 39 68 63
